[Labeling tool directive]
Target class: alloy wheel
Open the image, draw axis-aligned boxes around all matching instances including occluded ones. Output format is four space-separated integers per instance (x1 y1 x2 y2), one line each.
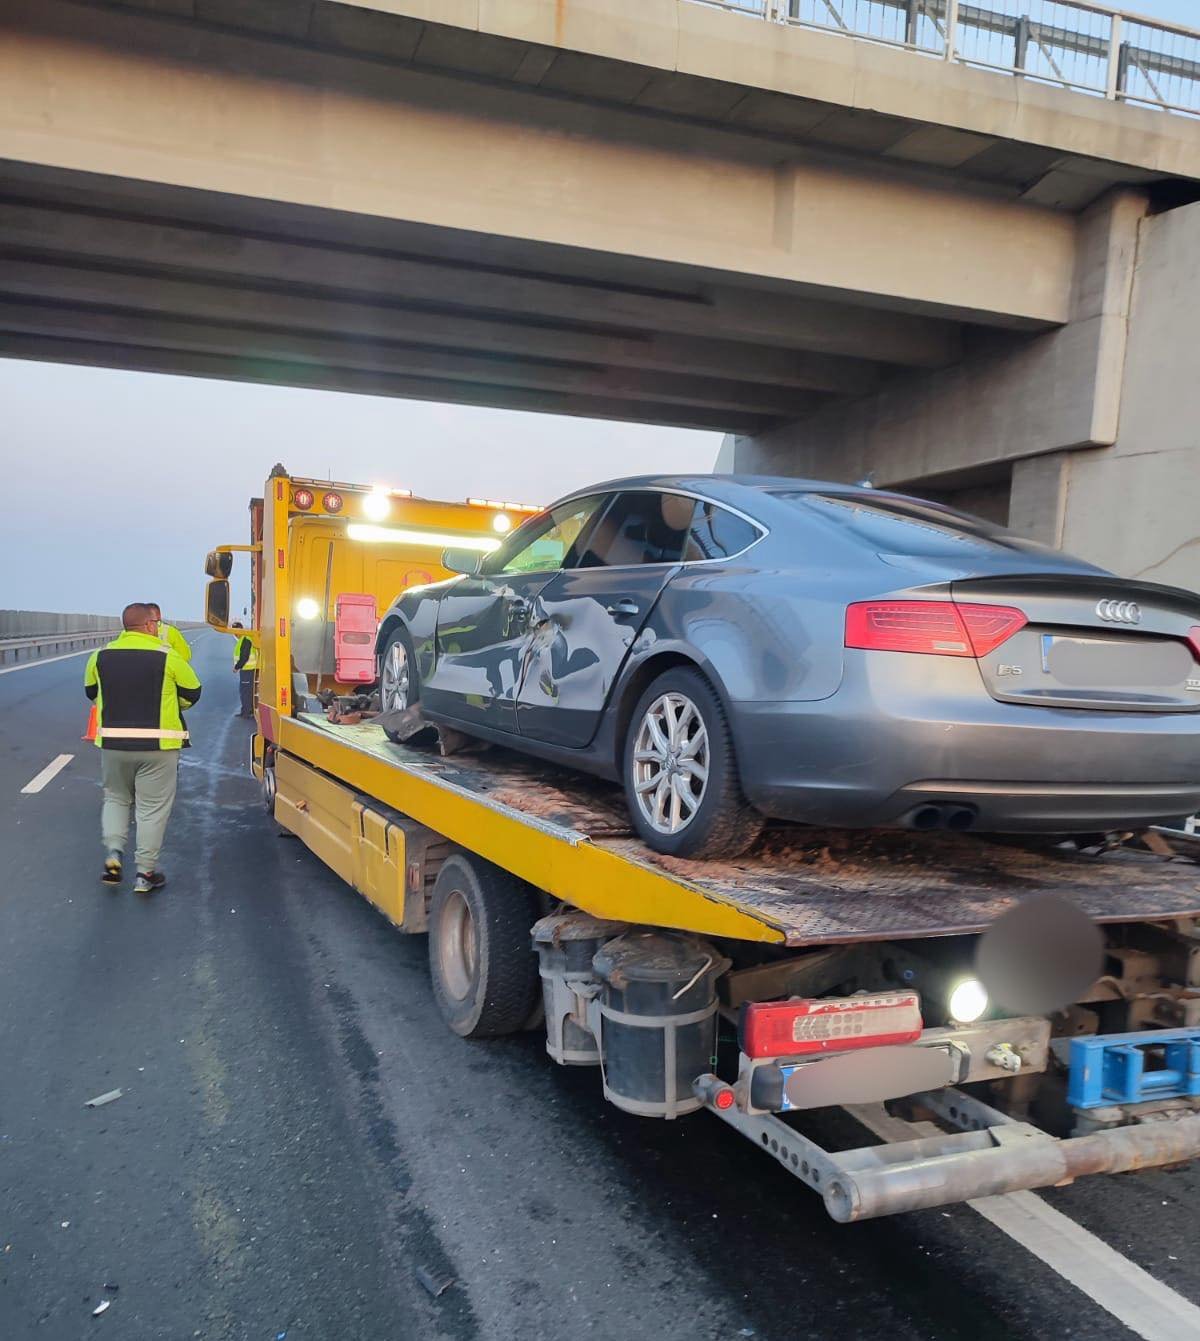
632 691 710 835
381 639 411 712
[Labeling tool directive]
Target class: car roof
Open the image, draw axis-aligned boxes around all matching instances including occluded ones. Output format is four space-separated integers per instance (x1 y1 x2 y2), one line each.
558 474 891 507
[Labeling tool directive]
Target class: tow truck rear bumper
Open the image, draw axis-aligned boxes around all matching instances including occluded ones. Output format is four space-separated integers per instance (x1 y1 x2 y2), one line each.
695 1076 1200 1222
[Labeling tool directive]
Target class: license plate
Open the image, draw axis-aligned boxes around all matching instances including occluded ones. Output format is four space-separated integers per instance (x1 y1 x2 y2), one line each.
1043 635 1191 689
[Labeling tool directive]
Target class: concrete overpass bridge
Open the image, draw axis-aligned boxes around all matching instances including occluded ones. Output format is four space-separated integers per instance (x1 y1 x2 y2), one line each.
2 0 1199 583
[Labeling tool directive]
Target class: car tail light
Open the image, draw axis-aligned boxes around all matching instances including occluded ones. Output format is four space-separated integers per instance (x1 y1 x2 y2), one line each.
845 601 1026 659
1188 628 1200 662
739 991 922 1059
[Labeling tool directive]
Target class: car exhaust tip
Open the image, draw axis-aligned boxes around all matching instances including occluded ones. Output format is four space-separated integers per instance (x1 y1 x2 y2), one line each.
945 807 977 832
910 805 944 831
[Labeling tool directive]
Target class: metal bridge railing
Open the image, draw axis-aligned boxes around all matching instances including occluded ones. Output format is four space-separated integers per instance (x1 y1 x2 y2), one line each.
692 1 1200 116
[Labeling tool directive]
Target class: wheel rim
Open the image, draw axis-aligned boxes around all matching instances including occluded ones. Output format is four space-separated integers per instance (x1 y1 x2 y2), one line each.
436 888 478 1002
632 691 709 835
381 640 411 712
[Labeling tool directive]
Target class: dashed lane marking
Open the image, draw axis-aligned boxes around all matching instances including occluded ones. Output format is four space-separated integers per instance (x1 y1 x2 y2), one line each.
20 753 75 795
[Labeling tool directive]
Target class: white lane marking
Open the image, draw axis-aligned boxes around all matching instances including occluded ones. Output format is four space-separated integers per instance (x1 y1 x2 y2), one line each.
847 1104 1200 1341
0 647 98 675
972 1189 1200 1341
21 753 75 794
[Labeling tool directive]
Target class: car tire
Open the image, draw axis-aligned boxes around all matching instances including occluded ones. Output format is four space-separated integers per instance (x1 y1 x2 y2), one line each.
623 666 764 859
379 625 419 743
427 853 541 1039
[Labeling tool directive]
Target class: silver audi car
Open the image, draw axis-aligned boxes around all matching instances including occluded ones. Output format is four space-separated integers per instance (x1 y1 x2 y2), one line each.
375 476 1200 857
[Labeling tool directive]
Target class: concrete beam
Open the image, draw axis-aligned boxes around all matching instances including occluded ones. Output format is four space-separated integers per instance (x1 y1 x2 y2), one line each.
733 190 1148 484
0 332 773 433
0 296 821 418
0 257 881 395
0 0 1074 329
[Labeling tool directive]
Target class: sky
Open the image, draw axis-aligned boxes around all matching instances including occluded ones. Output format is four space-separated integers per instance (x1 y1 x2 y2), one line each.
1134 1 1195 23
1 360 720 621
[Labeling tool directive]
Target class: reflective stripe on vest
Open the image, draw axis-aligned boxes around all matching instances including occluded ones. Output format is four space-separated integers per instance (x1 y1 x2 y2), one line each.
100 727 190 740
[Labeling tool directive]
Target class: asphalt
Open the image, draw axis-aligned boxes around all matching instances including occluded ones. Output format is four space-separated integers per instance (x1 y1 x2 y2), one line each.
2 632 1199 1341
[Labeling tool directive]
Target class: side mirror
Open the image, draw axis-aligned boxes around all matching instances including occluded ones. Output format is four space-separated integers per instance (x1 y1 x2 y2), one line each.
205 549 233 579
442 547 482 577
206 578 231 630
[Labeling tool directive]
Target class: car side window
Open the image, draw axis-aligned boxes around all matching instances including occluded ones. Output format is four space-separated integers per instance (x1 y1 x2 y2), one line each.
683 502 762 562
576 491 694 568
491 496 604 576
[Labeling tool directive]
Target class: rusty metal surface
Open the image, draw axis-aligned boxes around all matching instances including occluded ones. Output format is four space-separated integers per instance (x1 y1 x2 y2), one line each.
303 716 1200 946
603 827 1200 946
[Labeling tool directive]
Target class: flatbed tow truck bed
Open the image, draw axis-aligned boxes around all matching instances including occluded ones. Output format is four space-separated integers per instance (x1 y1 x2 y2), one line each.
285 713 1200 947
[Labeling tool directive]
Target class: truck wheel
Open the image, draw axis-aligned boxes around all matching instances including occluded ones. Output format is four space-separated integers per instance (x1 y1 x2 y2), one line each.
428 854 540 1038
624 666 764 859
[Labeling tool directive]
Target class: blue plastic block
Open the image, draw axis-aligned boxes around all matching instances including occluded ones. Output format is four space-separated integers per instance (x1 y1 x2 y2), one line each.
1068 1028 1200 1109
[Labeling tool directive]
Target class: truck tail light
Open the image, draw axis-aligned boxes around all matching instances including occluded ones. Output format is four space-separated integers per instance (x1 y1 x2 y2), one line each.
322 491 344 514
845 601 1026 659
738 991 923 1059
1188 628 1200 662
292 488 314 511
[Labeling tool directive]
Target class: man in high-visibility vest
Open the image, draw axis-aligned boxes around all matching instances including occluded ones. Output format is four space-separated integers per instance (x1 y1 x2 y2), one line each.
231 621 259 719
84 602 202 894
146 602 192 663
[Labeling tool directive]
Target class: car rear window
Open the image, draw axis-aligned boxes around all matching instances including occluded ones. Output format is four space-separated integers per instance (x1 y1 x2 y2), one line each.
773 492 1052 560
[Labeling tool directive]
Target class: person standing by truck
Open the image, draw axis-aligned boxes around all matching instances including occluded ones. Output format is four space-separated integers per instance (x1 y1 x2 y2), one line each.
230 621 258 718
146 602 192 662
84 602 202 894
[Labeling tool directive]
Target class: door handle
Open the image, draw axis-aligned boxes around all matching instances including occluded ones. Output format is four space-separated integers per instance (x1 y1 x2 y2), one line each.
606 598 641 618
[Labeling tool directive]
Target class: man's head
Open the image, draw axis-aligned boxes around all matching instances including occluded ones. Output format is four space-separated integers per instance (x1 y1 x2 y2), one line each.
146 602 162 620
122 602 157 633
232 621 244 629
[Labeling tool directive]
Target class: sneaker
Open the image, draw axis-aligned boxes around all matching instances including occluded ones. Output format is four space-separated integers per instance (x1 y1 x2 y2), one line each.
133 870 167 895
101 850 123 885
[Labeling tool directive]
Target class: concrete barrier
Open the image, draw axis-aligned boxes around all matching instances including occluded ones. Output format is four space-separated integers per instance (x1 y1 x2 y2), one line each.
0 612 206 667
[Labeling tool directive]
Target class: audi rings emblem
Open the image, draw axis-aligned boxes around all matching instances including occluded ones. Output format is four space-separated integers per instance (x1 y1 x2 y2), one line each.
1096 599 1142 624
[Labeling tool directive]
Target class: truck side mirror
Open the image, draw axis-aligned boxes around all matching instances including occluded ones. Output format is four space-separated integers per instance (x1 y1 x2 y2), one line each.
442 547 482 577
205 549 233 578
206 578 231 630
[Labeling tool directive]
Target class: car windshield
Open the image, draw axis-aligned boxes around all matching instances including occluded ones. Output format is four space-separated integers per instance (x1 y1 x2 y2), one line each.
772 491 1055 560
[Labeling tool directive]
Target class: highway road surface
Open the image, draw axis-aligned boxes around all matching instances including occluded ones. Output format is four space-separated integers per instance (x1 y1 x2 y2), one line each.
4 632 1200 1341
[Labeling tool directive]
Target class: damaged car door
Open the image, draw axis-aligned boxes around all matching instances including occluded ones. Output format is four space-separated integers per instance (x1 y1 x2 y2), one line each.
424 494 606 733
513 490 696 748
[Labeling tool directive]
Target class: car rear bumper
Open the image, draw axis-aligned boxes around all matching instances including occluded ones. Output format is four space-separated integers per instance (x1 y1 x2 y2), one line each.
732 651 1200 833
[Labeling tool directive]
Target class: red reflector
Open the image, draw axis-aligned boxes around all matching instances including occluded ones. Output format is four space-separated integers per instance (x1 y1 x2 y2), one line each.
845 601 1025 659
322 491 344 514
713 1087 736 1111
739 991 922 1059
1188 627 1200 662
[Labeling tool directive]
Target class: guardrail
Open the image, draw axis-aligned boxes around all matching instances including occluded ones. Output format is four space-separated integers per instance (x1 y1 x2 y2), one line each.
0 628 121 668
699 1 1200 116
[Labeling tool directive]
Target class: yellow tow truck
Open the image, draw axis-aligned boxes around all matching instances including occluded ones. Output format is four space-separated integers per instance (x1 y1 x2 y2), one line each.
204 469 1200 1222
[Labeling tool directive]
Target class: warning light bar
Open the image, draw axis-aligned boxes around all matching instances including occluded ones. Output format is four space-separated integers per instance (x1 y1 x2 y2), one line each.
739 991 922 1059
466 497 542 514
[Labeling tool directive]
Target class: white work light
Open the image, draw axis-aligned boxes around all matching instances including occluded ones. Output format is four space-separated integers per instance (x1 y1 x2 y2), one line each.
492 513 513 534
947 978 989 1024
296 597 321 621
363 490 391 522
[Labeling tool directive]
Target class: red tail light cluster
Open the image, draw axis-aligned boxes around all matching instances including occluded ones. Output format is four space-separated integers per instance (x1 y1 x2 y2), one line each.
845 600 1027 659
1188 628 1200 662
739 991 923 1059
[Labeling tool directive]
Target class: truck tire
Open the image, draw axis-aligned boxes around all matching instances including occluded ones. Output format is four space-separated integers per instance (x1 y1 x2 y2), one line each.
623 666 764 859
428 853 540 1038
